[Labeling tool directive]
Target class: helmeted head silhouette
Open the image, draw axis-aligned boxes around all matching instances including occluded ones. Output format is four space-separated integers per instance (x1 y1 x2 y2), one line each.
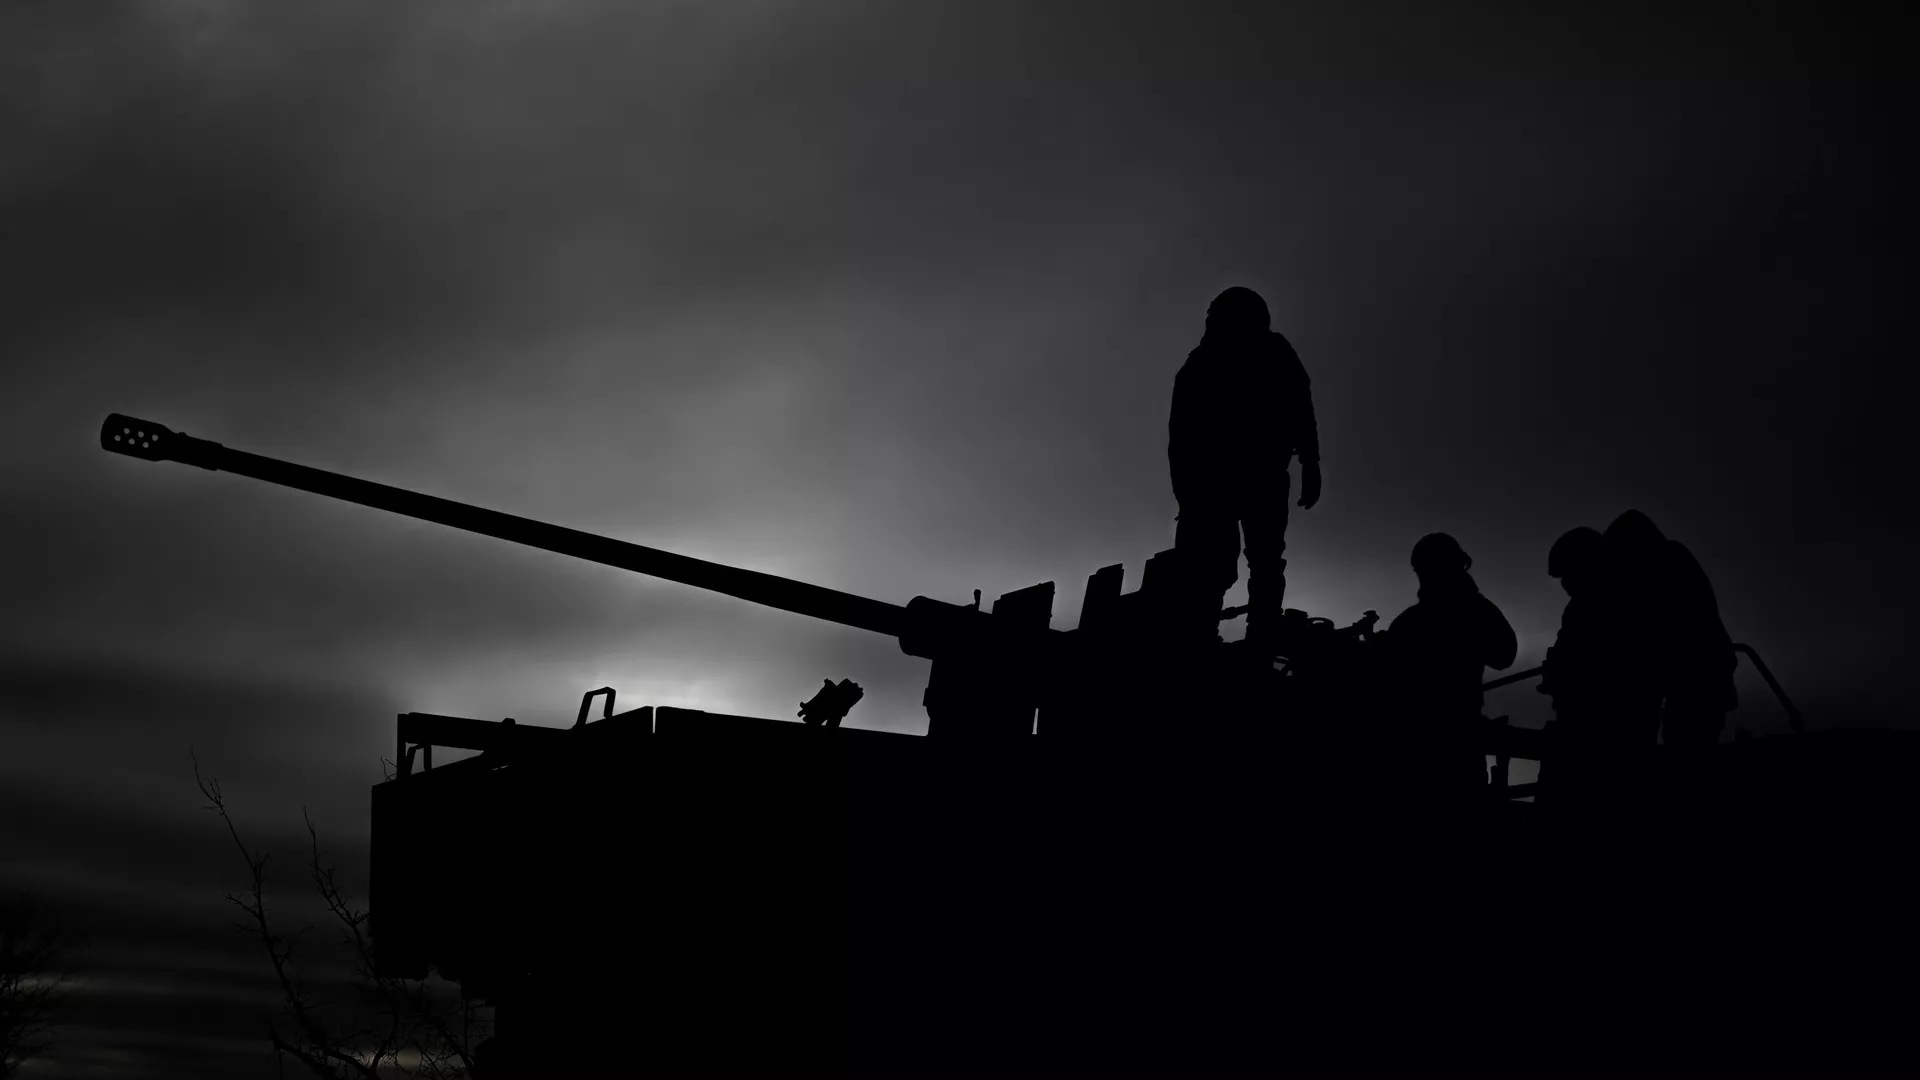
1411 532 1471 575
1605 508 1666 549
1548 526 1605 592
1204 286 1271 339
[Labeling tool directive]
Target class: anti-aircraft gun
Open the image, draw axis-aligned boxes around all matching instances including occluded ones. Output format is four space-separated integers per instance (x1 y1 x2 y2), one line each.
100 414 1918 1074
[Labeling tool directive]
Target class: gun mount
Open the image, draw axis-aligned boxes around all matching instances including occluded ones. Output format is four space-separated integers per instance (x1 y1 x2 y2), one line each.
102 413 1917 1074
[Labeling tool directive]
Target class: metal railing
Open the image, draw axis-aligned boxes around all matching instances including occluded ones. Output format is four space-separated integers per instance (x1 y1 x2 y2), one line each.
1479 640 1806 798
1479 644 1802 734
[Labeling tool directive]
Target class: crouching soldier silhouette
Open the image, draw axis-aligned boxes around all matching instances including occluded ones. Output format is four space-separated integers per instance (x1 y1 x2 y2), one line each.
1379 534 1517 808
1538 526 1663 813
1603 511 1737 778
1168 286 1320 647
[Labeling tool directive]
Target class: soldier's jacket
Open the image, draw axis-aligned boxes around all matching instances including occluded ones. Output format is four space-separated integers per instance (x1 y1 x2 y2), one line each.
1541 592 1659 709
1594 531 1738 710
1655 540 1738 708
1168 330 1319 508
1384 572 1517 722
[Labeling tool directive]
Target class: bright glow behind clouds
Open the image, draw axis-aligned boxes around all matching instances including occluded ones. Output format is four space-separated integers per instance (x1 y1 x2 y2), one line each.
2 3 1909 1072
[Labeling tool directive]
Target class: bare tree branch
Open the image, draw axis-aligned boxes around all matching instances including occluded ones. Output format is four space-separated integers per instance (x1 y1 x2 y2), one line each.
0 891 85 1079
193 753 487 1079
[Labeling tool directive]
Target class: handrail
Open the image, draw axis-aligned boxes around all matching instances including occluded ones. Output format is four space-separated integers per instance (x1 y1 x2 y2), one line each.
1482 666 1544 693
1731 643 1805 734
1479 647 1805 736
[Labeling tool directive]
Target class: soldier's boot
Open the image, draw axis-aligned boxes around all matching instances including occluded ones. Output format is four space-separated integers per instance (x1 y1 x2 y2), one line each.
1243 558 1286 653
1193 580 1231 645
1170 548 1231 645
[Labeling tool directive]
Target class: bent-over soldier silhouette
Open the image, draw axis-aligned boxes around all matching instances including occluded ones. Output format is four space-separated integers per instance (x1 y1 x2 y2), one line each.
1603 510 1737 771
1539 524 1663 808
1168 286 1320 645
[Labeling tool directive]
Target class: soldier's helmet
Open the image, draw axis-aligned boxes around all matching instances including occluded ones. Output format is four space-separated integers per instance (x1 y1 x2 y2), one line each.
1604 508 1666 549
1204 286 1271 337
1411 532 1471 574
1548 526 1604 581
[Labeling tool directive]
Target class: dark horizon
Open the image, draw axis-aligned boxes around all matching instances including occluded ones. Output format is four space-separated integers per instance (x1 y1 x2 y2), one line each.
3 1 1913 1074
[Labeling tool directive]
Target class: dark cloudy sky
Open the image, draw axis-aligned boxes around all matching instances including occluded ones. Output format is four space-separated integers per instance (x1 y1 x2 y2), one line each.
3 1 1912 1074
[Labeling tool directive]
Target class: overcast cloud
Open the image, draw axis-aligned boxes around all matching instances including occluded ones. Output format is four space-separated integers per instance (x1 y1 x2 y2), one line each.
2 1 1912 1073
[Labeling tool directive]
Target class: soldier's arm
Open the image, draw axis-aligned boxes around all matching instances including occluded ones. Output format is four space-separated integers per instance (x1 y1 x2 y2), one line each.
1481 596 1518 671
1168 367 1196 505
1279 338 1321 509
1289 344 1320 467
1538 606 1580 694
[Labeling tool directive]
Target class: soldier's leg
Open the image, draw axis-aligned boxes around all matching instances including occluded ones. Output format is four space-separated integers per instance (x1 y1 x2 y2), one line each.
1240 474 1291 644
1661 697 1727 814
1174 506 1240 637
1662 698 1727 751
1538 717 1580 809
1607 698 1665 821
1542 706 1605 815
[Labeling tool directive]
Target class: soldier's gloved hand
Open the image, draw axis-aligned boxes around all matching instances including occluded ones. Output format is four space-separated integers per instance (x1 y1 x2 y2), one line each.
1298 460 1322 510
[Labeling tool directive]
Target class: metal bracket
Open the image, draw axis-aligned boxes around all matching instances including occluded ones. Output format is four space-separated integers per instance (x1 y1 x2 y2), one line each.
575 687 617 729
799 678 866 728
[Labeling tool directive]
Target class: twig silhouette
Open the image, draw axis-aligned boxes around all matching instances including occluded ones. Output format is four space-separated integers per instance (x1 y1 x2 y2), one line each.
193 752 486 1078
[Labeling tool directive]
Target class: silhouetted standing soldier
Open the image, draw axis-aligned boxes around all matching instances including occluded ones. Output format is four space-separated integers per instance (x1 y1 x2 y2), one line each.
1603 511 1737 772
1168 287 1320 645
1381 534 1517 805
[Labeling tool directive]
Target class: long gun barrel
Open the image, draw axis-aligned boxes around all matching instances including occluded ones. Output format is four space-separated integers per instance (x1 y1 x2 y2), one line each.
100 414 911 639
